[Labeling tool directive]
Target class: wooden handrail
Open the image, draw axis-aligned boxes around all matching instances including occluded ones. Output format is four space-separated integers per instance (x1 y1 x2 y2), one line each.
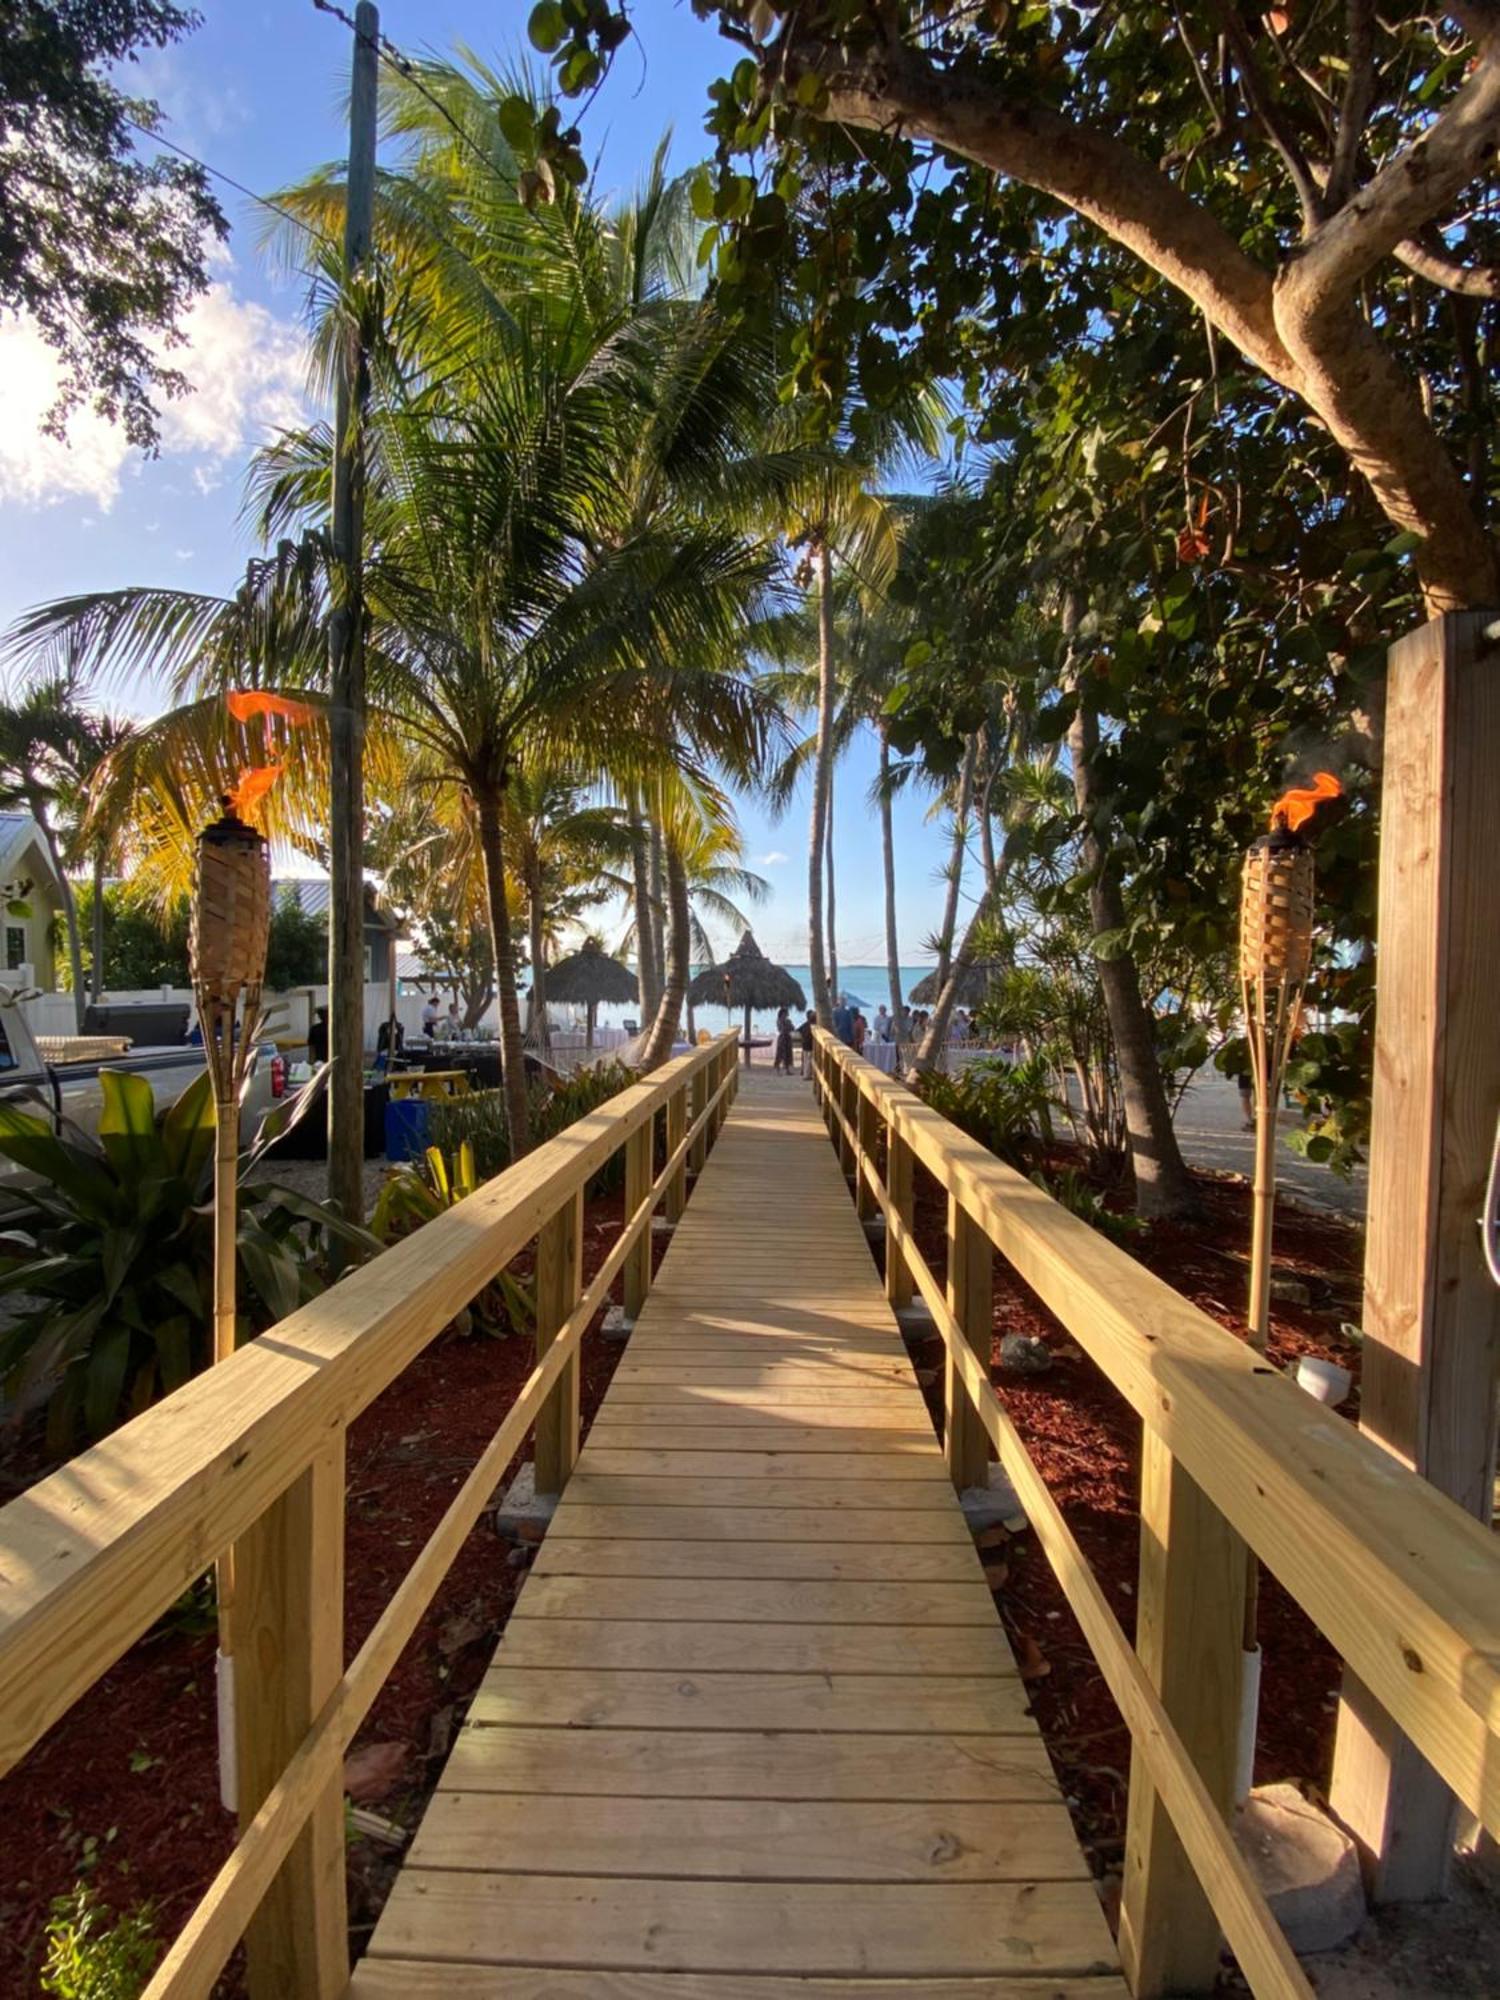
812 1029 1500 1995
0 1032 739 1999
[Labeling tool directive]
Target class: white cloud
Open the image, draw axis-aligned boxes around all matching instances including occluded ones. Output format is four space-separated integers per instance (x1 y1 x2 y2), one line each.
758 850 789 866
0 279 309 512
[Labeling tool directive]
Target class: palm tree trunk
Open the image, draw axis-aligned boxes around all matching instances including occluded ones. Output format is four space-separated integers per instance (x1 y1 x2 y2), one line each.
476 787 532 1160
932 738 977 996
639 833 690 1069
648 818 667 1008
1068 690 1198 1220
806 539 836 1026
629 803 660 1021
35 799 85 1029
526 865 550 1058
878 725 902 1024
977 733 999 892
825 755 838 1002
89 846 107 1004
913 873 996 1074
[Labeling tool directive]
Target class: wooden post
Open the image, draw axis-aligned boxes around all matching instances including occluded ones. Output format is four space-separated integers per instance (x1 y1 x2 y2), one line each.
838 1069 856 1178
235 1443 348 2000
1120 1433 1247 1995
1330 609 1500 1899
856 1091 879 1221
943 1197 991 1494
665 1084 687 1222
885 1123 914 1310
623 1118 653 1321
688 1067 707 1174
534 1189 582 1497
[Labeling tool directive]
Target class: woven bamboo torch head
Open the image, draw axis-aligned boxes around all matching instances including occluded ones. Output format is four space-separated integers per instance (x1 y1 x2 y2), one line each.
191 800 271 1009
1240 828 1315 988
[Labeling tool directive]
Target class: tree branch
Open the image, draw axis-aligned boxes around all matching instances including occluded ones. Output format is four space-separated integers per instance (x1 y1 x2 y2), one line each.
1209 0 1327 230
1325 0 1377 210
1393 235 1500 297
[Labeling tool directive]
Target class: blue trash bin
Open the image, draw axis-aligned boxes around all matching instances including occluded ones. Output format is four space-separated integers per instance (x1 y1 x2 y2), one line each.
385 1095 431 1163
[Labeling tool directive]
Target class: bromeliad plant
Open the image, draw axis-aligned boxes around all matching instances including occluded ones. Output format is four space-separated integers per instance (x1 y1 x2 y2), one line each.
0 1068 380 1448
372 1142 535 1336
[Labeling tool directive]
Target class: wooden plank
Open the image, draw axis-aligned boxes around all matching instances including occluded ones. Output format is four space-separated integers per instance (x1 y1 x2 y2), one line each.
612 1362 913 1388
364 1875 1119 1977
548 1506 971 1543
559 1475 955 1511
439 1725 1061 1802
1119 1431 1247 1996
514 1575 995 1624
586 1401 929 1428
232 1441 347 2000
945 1198 993 1495
665 1082 687 1223
350 1964 1130 1998
582 1425 938 1454
623 1118 653 1320
1330 612 1500 1897
532 1187 582 1498
408 1794 1089 1881
469 1668 1035 1733
886 1125 915 1309
529 1540 990 1583
494 1620 1012 1677
602 1381 925 1407
575 1449 948 1482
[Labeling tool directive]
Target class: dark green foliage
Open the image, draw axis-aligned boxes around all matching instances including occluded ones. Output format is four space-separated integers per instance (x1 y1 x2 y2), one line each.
65 885 190 990
40 1883 159 2000
1031 1166 1148 1251
0 1068 380 1447
264 897 328 990
911 1055 1054 1171
1 2 225 449
425 1060 642 1194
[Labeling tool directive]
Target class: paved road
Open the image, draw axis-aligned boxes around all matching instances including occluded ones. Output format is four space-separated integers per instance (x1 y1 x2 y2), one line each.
1173 1071 1367 1222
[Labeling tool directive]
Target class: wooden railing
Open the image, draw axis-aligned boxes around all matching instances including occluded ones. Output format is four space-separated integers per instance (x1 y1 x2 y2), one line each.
0 1032 740 2000
812 1028 1500 2000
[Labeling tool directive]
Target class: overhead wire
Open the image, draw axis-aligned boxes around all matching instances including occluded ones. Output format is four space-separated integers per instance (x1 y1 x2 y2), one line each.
125 118 332 248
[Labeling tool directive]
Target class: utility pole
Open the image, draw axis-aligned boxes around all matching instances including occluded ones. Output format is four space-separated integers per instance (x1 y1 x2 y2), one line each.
327 0 378 1223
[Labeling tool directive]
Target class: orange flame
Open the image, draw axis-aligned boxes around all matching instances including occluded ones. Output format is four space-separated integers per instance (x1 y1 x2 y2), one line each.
1270 769 1341 833
227 690 316 726
229 764 283 820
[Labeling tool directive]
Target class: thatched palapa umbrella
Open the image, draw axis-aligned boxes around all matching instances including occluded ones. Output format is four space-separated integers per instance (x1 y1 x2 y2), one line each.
687 932 806 1065
909 960 1002 1010
545 940 638 1048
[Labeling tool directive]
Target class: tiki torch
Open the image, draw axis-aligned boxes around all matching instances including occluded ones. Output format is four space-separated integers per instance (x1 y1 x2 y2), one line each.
1234 767 1338 1795
190 789 271 1812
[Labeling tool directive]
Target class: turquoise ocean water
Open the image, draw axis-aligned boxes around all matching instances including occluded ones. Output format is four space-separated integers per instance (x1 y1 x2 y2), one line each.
588 965 938 1035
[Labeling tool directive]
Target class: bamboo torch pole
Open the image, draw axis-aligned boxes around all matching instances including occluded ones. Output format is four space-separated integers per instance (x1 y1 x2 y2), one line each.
190 798 271 1814
1235 803 1319 1799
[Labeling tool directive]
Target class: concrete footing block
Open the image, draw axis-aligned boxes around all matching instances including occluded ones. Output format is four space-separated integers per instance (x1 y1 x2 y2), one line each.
494 1463 559 1543
601 1305 634 1341
652 1215 675 1236
959 1463 1028 1534
1233 1783 1366 1954
894 1301 936 1339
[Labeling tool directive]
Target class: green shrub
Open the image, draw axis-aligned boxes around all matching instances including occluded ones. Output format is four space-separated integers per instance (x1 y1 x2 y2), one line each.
41 1886 160 2000
425 1086 510 1182
0 1069 380 1447
912 1055 1055 1169
372 1143 534 1334
424 1059 641 1193
1033 1165 1148 1248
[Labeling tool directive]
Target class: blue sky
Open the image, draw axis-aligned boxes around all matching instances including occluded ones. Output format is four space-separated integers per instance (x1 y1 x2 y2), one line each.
0 0 967 965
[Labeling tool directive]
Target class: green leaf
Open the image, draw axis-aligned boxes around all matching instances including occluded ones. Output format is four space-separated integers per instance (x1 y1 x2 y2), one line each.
527 0 566 51
160 1068 216 1183
153 1313 194 1393
84 1322 132 1438
497 95 535 151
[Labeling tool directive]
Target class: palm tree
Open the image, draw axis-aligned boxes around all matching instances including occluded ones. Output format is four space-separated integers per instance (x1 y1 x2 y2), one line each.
0 680 91 1024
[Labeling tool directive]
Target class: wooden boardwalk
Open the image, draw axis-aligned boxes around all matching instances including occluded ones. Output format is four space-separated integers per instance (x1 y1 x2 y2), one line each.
352 1067 1125 1996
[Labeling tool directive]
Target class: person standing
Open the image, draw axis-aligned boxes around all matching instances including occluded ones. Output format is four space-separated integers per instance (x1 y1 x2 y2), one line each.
832 994 854 1046
873 1003 891 1043
774 1005 794 1074
797 1008 816 1079
852 1010 868 1054
421 992 441 1039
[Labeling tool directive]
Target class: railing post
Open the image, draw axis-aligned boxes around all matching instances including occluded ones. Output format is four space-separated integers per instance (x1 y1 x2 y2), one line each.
623 1114 653 1320
665 1082 687 1222
534 1187 583 1497
885 1121 914 1311
943 1197 991 1495
688 1065 707 1174
856 1086 879 1222
235 1441 348 2000
838 1067 856 1178
1119 1430 1248 1995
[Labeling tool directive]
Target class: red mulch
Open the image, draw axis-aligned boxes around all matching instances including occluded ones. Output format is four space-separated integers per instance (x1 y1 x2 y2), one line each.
0 1183 666 1998
904 1154 1362 1895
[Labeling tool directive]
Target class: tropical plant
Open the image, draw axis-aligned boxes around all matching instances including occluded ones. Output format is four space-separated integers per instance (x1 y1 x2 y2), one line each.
0 1069 379 1447
40 1884 160 2000
0 677 93 1025
371 1142 535 1335
1033 1166 1148 1252
911 1055 1055 1172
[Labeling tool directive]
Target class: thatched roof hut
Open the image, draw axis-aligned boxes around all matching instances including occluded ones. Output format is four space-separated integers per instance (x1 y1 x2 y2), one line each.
908 960 1002 1009
544 940 639 1047
687 933 806 1060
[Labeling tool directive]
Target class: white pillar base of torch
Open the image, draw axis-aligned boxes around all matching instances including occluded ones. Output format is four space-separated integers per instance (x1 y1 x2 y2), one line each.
1236 1642 1263 1804
216 1648 238 1815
